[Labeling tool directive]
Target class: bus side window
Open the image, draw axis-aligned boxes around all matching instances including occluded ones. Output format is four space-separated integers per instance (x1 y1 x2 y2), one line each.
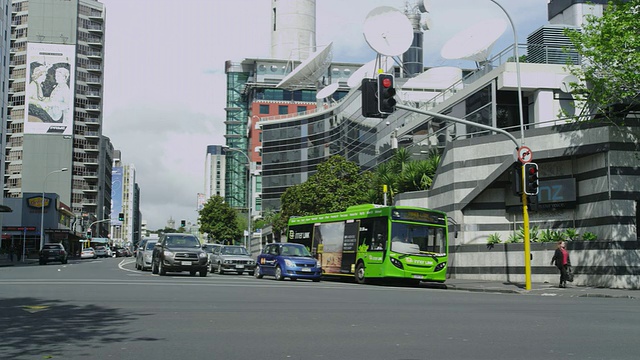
359 219 374 250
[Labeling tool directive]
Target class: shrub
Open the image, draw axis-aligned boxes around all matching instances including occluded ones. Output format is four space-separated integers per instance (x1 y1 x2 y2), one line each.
507 233 521 243
563 228 580 241
487 233 502 245
539 229 555 243
517 225 540 242
582 232 598 241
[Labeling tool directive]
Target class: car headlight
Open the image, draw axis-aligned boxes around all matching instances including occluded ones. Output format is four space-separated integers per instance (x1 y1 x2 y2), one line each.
316 260 322 268
224 259 232 264
198 252 207 258
284 259 295 267
163 250 174 258
249 260 255 265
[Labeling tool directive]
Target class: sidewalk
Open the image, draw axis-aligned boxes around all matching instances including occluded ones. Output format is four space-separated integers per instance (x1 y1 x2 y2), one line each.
437 278 637 299
1 256 636 298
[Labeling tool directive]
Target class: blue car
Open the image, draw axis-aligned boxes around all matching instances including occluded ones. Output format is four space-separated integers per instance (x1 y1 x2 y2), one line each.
255 243 322 282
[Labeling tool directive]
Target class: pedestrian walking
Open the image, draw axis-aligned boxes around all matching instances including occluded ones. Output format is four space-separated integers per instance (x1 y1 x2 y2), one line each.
551 240 571 288
8 245 14 262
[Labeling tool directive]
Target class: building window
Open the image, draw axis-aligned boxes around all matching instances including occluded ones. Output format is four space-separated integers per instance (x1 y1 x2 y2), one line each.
278 105 288 115
297 106 307 113
259 105 269 114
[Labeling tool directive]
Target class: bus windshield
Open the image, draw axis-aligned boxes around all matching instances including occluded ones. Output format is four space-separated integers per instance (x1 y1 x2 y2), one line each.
390 222 446 255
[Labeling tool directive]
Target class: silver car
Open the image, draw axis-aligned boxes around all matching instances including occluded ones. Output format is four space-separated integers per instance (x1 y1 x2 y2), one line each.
135 239 157 271
210 245 256 275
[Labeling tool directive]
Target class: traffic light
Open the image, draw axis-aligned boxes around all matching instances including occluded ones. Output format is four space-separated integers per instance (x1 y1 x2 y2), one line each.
377 73 396 115
180 220 186 227
118 212 124 221
524 163 539 196
87 230 92 239
361 78 383 118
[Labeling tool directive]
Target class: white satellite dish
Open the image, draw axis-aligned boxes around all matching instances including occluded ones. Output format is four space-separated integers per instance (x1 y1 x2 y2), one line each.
363 6 414 56
440 18 508 62
277 43 333 89
402 66 462 90
346 57 394 88
316 82 340 100
560 75 579 93
418 0 431 13
420 14 433 31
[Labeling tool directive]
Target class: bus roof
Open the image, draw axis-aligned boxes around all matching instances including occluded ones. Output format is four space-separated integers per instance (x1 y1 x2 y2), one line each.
288 204 447 225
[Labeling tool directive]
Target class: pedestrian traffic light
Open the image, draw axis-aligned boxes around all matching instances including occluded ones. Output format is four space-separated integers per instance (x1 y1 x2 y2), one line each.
524 163 539 196
361 78 383 118
377 73 396 115
118 212 124 221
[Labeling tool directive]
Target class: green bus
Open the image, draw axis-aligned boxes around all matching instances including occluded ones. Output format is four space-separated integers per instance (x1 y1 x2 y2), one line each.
287 204 448 284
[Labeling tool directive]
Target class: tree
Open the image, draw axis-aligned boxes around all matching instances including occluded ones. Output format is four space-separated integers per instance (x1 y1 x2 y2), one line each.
198 195 242 243
564 0 640 123
276 155 374 233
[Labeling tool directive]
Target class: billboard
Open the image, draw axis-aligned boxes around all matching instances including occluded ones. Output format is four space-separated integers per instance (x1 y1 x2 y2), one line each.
111 167 123 225
197 193 206 211
25 43 76 135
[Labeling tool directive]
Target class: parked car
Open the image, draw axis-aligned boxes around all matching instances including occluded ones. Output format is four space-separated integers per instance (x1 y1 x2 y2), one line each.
105 246 114 257
94 245 108 258
81 247 97 259
39 243 68 265
113 247 128 257
255 243 321 281
151 233 208 277
135 239 157 271
210 245 256 275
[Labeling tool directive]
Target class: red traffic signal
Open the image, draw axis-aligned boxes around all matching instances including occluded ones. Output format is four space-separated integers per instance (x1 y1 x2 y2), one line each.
377 73 396 115
523 163 539 196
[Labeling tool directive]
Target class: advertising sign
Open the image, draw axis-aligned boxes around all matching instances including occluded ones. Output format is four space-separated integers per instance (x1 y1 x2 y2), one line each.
111 167 123 225
24 43 76 135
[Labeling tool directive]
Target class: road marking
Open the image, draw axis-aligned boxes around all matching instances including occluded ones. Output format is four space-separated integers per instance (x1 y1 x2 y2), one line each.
22 305 50 313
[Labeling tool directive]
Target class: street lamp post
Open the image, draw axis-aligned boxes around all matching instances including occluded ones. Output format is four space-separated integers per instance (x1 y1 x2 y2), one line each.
224 147 252 253
40 168 68 250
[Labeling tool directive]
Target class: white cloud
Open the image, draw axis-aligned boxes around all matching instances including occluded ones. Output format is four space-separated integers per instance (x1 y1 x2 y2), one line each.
101 0 548 229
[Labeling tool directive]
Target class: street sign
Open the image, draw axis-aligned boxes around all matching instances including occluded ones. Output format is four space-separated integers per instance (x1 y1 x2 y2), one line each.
517 146 533 164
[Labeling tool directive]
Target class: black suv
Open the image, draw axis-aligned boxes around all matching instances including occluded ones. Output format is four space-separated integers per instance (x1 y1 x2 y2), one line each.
151 233 208 277
39 243 68 265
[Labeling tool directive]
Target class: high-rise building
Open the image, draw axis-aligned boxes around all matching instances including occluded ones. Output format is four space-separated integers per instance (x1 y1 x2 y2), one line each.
0 0 12 216
6 0 109 232
110 151 140 246
204 145 226 199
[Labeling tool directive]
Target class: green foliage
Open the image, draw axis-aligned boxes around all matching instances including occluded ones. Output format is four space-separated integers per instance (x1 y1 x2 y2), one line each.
517 225 540 242
198 195 242 242
539 229 556 243
564 0 640 123
370 147 441 204
563 228 580 241
582 232 598 241
487 233 502 245
277 155 374 233
507 233 521 243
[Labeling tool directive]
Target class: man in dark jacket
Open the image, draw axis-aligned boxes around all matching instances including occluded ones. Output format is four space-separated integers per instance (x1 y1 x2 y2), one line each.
551 241 571 288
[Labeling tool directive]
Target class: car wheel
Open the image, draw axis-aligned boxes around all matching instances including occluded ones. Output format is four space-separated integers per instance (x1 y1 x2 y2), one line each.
62 259 68 264
159 261 167 276
218 263 224 275
355 262 367 284
254 265 264 279
190 270 197 276
275 265 284 281
312 278 321 282
151 260 158 274
200 269 208 277
39 260 45 265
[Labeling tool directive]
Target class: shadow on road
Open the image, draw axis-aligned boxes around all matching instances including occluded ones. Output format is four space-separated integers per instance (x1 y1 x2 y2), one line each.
0 297 161 359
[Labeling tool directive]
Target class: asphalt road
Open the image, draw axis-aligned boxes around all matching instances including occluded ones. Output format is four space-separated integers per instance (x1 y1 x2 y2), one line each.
1 257 638 360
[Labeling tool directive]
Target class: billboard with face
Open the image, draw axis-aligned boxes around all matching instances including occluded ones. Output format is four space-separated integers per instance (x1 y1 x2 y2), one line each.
25 43 76 135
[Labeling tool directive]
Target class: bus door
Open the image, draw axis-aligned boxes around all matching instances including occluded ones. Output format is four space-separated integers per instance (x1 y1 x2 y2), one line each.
340 220 359 273
357 217 388 276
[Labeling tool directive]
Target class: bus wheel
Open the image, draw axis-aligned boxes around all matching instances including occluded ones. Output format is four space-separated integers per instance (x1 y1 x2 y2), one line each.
355 263 366 284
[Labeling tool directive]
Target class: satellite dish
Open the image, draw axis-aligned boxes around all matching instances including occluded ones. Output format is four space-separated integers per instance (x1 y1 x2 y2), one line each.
560 75 579 93
363 6 414 56
418 0 431 13
402 66 462 90
346 57 394 88
440 18 508 62
316 82 340 100
277 43 333 89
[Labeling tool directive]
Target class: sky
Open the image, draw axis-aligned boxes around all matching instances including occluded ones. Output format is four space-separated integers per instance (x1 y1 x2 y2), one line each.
99 0 549 230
